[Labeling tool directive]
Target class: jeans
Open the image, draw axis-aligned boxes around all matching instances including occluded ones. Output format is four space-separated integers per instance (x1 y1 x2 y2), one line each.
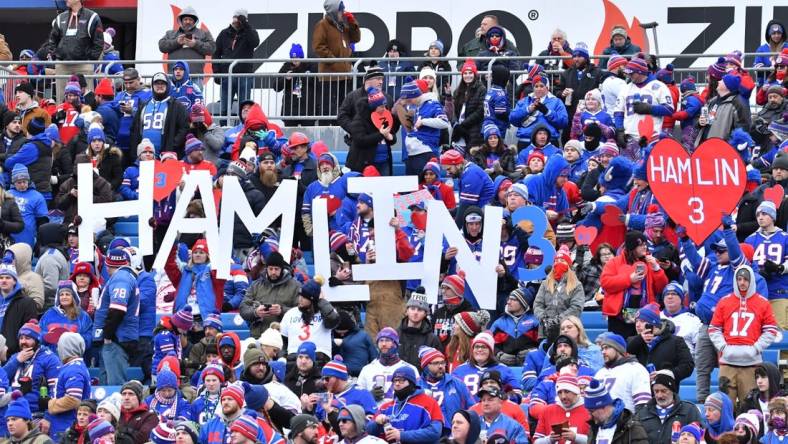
102 341 132 385
404 152 433 176
695 325 718 403
220 77 253 116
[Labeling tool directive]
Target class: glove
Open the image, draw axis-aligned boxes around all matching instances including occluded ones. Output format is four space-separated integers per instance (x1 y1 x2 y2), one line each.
50 175 58 185
19 378 32 395
535 102 549 114
38 396 50 412
372 385 385 401
262 130 277 147
721 214 735 230
615 128 627 148
54 109 66 124
675 225 688 240
2 250 14 265
579 202 594 216
222 301 234 311
149 217 157 229
343 11 356 24
177 242 190 263
764 260 784 275
632 101 652 115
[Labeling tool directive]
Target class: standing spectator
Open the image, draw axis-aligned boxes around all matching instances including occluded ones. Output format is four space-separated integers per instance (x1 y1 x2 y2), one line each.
482 64 511 139
164 239 224 325
93 248 139 385
0 33 10 61
115 68 152 163
744 201 788 329
397 290 443 369
401 79 450 174
595 333 652 413
129 72 190 157
417 346 473 431
451 59 487 151
240 251 301 338
697 74 750 144
600 26 643 68
274 44 318 127
379 40 416 102
439 149 495 224
312 0 360 119
671 77 705 150
214 10 261 113
54 156 113 225
419 161 457 211
367 366 443 443
84 126 123 191
5 116 53 200
626 304 695 384
585 379 649 444
332 311 377 378
476 26 520 72
600 55 628 112
555 43 602 143
459 15 499 58
575 242 615 305
534 248 585 337
523 154 571 223
337 66 387 137
45 0 103 102
158 6 215 76
709 265 778 408
533 375 590 444
536 29 573 71
280 277 339 366
490 289 540 366
754 21 786 86
600 231 668 338
169 61 203 114
14 84 51 135
41 332 90 439
347 86 400 175
634 370 703 444
5 243 46 313
510 74 568 147
738 362 784 422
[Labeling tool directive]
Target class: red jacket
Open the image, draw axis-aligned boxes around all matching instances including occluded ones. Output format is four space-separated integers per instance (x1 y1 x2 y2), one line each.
662 84 680 129
420 180 457 211
599 254 668 317
534 402 590 440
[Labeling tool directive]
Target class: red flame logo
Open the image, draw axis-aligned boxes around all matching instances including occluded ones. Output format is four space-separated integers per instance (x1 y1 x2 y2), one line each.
165 4 213 84
593 0 650 62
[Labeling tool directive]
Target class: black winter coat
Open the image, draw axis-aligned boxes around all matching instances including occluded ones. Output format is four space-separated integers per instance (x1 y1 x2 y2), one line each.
397 317 443 369
284 366 322 398
46 7 104 61
626 320 695 384
96 147 124 191
635 399 704 444
51 144 73 188
2 288 39 355
347 98 400 172
452 79 487 147
433 298 475 348
129 97 190 158
555 63 602 130
587 408 649 444
233 179 267 249
213 23 261 74
0 193 24 238
736 191 762 242
338 87 394 136
273 61 319 123
738 361 784 415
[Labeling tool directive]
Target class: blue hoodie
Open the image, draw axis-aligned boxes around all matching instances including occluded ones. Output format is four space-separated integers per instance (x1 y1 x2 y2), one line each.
114 88 153 150
170 60 204 113
579 156 632 230
8 183 48 248
706 392 735 440
419 373 473 429
510 93 568 142
39 290 94 352
523 154 569 216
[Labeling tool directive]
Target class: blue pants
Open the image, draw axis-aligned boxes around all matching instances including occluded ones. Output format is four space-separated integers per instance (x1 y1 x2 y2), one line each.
102 341 131 385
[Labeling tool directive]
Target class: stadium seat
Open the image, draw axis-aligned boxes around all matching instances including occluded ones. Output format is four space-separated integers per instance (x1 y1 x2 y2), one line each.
91 386 123 401
221 312 247 329
585 328 606 342
126 367 144 381
115 221 138 236
393 164 406 176
581 312 607 329
333 151 348 164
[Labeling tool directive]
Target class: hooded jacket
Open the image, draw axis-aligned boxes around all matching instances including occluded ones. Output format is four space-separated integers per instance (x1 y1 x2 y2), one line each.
312 0 361 80
601 37 642 67
0 280 39 355
476 26 520 72
740 361 785 414
169 61 203 113
157 7 216 74
709 264 779 366
34 224 69 307
510 93 568 142
240 270 302 338
229 103 273 160
625 319 694 384
397 317 443 369
333 317 378 377
118 403 159 444
165 247 224 319
482 64 512 136
8 243 45 311
39 289 93 351
755 20 787 85
129 92 190 158
523 154 570 216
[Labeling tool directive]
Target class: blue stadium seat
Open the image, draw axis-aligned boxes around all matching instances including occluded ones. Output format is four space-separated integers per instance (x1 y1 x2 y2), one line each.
221 312 248 329
393 164 406 176
128 236 139 247
769 332 788 350
334 151 348 164
89 367 101 379
119 215 139 222
235 330 251 340
585 328 606 342
581 312 607 329
91 386 123 401
765 349 779 364
303 251 314 265
682 368 719 386
126 367 144 381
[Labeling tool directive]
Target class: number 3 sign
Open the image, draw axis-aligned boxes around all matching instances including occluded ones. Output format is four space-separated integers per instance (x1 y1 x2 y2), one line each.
647 138 746 245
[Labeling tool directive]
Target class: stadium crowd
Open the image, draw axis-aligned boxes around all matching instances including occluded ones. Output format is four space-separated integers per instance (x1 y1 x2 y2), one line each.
2 1 788 444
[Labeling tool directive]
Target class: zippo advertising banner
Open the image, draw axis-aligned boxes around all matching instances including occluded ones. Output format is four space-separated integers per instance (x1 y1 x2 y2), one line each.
136 0 788 75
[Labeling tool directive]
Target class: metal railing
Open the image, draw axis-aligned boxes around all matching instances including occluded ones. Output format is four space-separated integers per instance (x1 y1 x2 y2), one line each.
0 53 777 126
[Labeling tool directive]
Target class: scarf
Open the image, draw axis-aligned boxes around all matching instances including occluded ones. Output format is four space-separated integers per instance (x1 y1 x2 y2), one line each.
378 347 400 366
201 391 220 422
600 399 626 429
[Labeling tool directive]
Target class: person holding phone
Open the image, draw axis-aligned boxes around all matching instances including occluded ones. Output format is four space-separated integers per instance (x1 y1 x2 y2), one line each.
157 7 215 76
533 375 590 444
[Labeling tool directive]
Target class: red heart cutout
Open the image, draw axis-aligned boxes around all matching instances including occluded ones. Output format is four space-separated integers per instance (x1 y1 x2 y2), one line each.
575 226 598 246
638 115 655 141
371 109 394 130
153 160 184 202
765 185 785 207
601 205 625 226
647 138 746 245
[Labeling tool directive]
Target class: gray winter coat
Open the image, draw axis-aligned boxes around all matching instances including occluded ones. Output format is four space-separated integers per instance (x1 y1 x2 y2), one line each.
158 7 216 75
696 92 750 143
533 276 585 337
240 271 302 338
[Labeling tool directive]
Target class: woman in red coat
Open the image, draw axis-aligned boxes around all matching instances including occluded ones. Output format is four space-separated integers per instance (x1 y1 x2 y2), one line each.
600 231 668 338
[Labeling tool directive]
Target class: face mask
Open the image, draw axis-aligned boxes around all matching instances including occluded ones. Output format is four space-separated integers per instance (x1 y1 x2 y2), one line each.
553 262 569 281
411 212 427 231
489 36 502 47
394 383 416 400
771 417 787 430
777 70 786 81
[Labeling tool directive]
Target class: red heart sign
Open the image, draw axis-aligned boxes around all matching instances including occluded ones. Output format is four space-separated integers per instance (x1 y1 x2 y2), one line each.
647 138 746 245
638 115 655 141
575 226 598 246
601 205 625 226
371 109 394 130
153 160 184 202
764 185 785 207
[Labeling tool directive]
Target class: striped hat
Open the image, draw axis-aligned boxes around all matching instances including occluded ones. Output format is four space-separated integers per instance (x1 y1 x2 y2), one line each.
400 79 422 99
220 383 245 407
150 421 177 444
203 313 223 332
725 50 743 69
681 423 704 442
455 310 490 336
607 54 627 71
599 141 620 157
708 57 727 81
471 331 495 353
705 392 726 412
418 345 446 368
171 305 194 332
680 76 697 93
201 362 225 383
329 231 349 252
322 356 349 380
105 248 130 267
184 135 204 155
735 412 761 437
18 319 41 342
624 53 649 75
231 415 261 442
367 87 387 109
556 374 580 394
88 417 115 442
584 379 613 409
555 223 575 241
440 149 464 166
441 274 465 304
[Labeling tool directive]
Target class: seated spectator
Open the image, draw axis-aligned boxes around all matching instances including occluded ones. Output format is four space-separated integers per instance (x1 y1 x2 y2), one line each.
510 75 568 148
570 89 614 140
321 356 377 425
443 410 481 444
600 26 643 68
5 243 46 313
534 247 585 338
157 7 215 75
119 139 154 201
169 61 203 114
397 289 442 369
216 333 242 381
760 398 788 442
482 64 512 140
240 251 300 338
489 288 539 366
3 319 61 416
285 342 322 412
595 333 652 413
739 362 784 418
584 379 649 444
116 380 159 444
357 328 418 404
575 243 614 307
39 281 93 353
705 392 736 443
401 78 450 175
533 375 590 444
417 346 473 431
634 370 703 443
473 385 527 444
459 15 498 58
8 165 48 249
145 367 191 421
439 149 495 226
453 332 521 399
523 154 570 223
559 316 604 372
164 239 224 321
5 391 55 444
335 405 384 444
5 116 53 201
732 412 761 444
186 104 225 163
451 59 487 151
189 362 224 423
332 311 376 378
469 123 519 181
752 85 786 147
563 140 588 184
658 283 702 356
530 356 593 421
626 303 695 385
418 161 456 211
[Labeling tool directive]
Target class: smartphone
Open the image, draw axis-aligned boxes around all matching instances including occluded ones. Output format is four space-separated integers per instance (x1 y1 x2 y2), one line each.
636 263 646 274
185 33 193 39
263 304 271 310
551 421 569 435
644 323 654 333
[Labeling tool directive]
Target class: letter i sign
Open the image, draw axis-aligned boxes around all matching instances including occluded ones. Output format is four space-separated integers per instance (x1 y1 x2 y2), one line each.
647 138 745 245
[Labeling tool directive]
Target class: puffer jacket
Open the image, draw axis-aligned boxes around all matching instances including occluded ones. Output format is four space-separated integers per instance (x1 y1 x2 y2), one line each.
626 319 695 384
533 276 585 337
452 78 487 147
93 146 124 190
46 7 103 61
469 143 519 181
157 7 216 74
397 317 443 369
8 243 45 311
240 271 302 338
0 191 24 238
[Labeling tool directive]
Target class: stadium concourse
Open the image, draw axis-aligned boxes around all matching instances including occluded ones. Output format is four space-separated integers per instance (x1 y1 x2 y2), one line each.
3 1 788 444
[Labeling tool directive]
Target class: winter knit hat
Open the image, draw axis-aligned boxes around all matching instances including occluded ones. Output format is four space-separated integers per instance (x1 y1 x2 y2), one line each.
15 82 34 98
722 74 741 93
441 274 466 304
137 138 155 157
508 288 529 310
189 103 206 123
725 51 743 69
599 141 619 157
564 139 585 155
297 341 317 361
440 149 464 166
555 223 576 241
6 391 31 420
656 64 674 84
45 123 62 144
428 39 445 55
625 53 649 75
88 417 115 442
607 54 627 71
597 332 627 355
461 58 478 75
652 369 677 393
317 153 335 168
201 363 225 383
242 382 269 411
220 383 245 407
226 160 247 177
105 248 130 267
508 183 529 202
121 380 144 402
483 122 501 140
171 305 194 332
150 421 177 444
400 79 422 99
11 164 30 182
329 231 349 252
406 287 431 311
367 87 386 109
757 201 777 221
572 42 590 60
157 369 178 391
174 422 200 444
454 311 491 336
680 76 697 93
585 379 614 409
18 319 41 342
259 328 284 350
299 276 324 304
681 423 704 443
705 392 727 412
471 331 495 353
556 375 581 395
418 345 446 368
203 313 223 332
392 365 418 386
243 344 266 370
636 303 661 325
96 395 120 423
735 413 761 437
270 360 286 382
289 414 319 440
184 135 204 155
231 415 261 441
708 57 727 81
376 327 399 346
88 125 105 142
625 231 648 251
289 43 304 59
322 356 349 380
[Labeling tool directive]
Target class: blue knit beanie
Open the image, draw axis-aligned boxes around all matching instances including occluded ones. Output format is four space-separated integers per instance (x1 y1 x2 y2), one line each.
6 391 31 420
297 341 317 362
584 379 614 409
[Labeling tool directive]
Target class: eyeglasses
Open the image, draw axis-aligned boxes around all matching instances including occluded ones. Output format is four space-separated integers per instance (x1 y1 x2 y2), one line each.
473 344 489 350
392 378 407 384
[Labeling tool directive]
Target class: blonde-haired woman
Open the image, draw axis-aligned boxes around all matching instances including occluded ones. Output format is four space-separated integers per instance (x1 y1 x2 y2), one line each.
534 248 585 338
559 315 603 371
